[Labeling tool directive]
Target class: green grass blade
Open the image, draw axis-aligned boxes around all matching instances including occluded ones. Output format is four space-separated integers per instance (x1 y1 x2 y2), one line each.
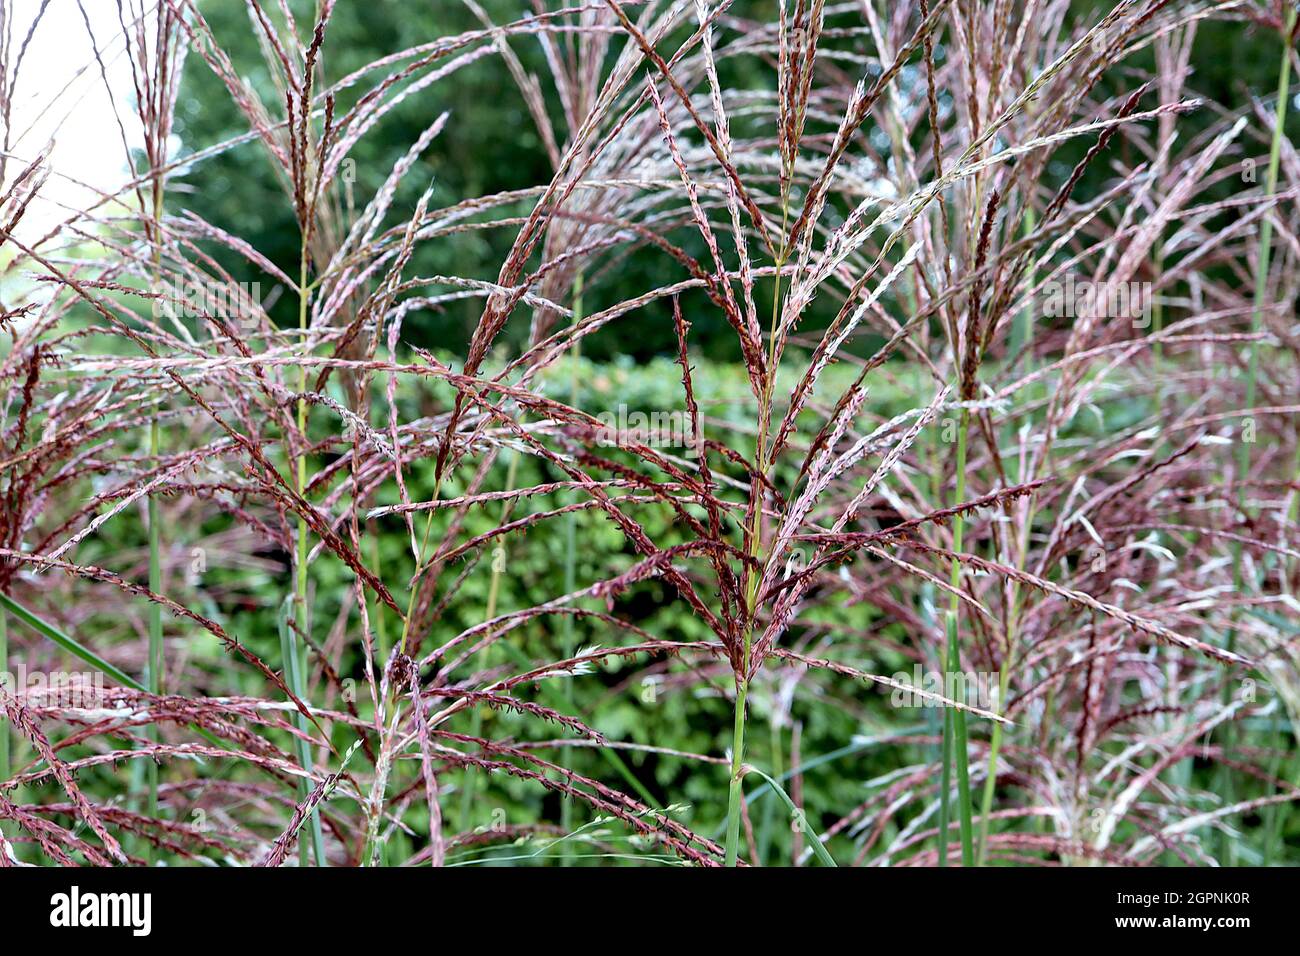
1 592 143 690
741 766 836 867
278 596 326 866
0 592 226 755
723 676 748 866
146 418 163 861
943 409 975 866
